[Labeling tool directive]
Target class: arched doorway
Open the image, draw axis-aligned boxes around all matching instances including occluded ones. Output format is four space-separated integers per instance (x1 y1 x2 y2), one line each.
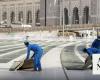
27 10 32 24
35 9 40 26
64 8 69 25
2 12 7 21
72 7 79 24
82 6 89 24
18 11 23 22
10 11 15 23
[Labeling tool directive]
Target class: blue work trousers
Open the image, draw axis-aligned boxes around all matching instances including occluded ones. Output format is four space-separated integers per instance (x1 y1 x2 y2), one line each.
33 50 43 71
86 48 100 56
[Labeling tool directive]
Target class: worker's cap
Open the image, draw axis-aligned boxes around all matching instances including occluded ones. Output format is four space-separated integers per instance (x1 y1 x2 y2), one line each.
24 41 29 46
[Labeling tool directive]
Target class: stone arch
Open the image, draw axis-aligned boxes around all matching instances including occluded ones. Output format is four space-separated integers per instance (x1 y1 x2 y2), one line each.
27 10 32 24
72 7 79 24
64 8 69 25
35 9 40 26
18 11 23 22
82 6 89 24
2 12 7 21
10 11 15 23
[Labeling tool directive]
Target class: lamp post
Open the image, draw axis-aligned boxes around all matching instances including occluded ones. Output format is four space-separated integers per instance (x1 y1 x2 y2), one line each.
62 0 65 37
45 0 47 26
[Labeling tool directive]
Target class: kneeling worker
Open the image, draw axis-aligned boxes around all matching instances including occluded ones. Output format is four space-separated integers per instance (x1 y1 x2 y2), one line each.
83 36 100 69
24 41 43 71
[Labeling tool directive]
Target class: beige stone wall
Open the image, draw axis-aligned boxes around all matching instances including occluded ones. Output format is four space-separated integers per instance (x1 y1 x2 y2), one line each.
0 0 100 27
0 0 40 27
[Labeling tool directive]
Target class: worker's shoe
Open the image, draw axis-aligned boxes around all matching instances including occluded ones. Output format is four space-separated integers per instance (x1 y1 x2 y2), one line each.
34 69 42 71
34 69 38 71
38 69 42 71
34 68 42 71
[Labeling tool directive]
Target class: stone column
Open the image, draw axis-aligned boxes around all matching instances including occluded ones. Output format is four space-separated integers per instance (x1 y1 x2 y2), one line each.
79 0 82 24
7 4 11 26
15 4 19 22
96 0 99 24
34 0 36 26
15 4 18 22
23 0 27 24
69 16 72 24
32 1 35 27
60 1 62 26
97 0 100 23
0 6 2 22
69 0 72 24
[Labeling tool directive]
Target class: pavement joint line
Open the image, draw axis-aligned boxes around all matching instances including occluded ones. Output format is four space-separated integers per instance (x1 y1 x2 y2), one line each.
41 41 80 80
60 41 83 80
0 42 6 44
60 50 70 80
42 42 57 48
0 41 47 52
0 41 21 43
0 46 24 52
0 41 77 69
0 41 53 63
74 42 85 62
41 41 78 68
0 48 25 57
1 42 61 68
31 41 53 47
0 43 23 48
0 58 13 59
6 42 66 68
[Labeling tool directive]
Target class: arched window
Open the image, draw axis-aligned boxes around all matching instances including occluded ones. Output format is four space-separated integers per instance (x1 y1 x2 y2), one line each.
2 12 7 20
10 11 15 23
64 8 69 25
82 6 89 24
72 7 79 24
35 9 40 26
18 11 23 22
27 10 32 24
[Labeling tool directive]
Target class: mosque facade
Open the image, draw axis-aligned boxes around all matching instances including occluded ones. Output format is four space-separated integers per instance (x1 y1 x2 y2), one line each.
40 0 100 26
0 0 99 27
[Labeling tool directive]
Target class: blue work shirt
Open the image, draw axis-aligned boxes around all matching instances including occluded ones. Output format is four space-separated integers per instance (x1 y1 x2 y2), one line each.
26 44 43 60
87 39 100 56
91 39 100 49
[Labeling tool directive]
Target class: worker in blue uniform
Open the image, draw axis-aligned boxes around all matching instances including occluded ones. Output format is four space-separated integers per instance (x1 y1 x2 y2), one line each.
86 36 100 56
83 36 100 69
24 41 43 71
